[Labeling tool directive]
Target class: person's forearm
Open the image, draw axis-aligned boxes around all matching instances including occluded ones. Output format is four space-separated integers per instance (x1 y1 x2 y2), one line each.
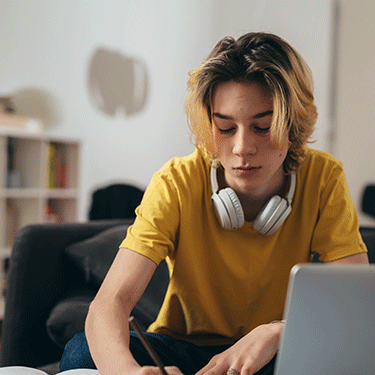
85 295 140 374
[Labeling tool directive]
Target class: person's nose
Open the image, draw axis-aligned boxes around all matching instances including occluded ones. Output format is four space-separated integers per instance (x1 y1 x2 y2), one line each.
232 128 257 156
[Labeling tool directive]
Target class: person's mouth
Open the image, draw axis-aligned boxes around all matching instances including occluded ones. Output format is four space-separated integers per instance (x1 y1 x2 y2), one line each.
233 166 261 175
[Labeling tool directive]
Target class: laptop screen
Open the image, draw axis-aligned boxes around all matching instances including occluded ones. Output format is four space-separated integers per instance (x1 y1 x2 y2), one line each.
275 264 375 375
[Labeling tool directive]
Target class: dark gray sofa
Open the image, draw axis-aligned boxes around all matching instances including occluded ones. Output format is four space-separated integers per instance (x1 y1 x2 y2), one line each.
0 219 169 374
1 219 374 374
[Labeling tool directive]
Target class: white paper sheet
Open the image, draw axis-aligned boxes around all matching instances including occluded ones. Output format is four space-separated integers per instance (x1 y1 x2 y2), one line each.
0 367 99 375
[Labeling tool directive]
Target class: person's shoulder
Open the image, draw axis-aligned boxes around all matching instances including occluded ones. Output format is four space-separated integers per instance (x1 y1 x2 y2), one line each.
295 147 346 200
302 147 343 171
159 148 210 173
154 148 210 184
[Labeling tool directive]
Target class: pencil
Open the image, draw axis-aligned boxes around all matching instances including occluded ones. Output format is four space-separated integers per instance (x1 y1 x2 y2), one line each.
128 316 168 375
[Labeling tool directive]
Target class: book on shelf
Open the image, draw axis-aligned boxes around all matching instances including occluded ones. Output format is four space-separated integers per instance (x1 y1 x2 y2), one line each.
46 143 67 189
55 144 67 188
47 144 56 188
6 139 22 188
1 256 9 299
0 256 10 302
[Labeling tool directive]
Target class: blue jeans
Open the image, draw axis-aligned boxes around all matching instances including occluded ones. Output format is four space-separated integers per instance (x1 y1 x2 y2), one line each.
60 331 276 375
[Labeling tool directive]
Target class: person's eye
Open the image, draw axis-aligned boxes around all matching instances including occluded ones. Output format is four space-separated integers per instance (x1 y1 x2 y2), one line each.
254 126 270 134
218 127 235 134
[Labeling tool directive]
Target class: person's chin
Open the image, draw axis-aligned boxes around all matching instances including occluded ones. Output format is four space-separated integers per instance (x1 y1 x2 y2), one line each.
232 179 263 197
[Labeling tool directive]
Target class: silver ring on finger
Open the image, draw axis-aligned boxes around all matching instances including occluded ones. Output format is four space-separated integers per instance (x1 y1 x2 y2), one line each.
227 368 240 375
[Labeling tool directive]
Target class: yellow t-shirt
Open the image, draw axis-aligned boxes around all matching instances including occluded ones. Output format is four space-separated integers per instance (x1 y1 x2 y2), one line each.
120 147 367 346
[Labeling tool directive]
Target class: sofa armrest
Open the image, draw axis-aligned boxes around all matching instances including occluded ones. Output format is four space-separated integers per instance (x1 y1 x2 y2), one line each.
359 226 375 263
0 219 132 369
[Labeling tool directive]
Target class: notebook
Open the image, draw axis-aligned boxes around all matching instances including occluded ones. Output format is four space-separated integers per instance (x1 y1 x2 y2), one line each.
274 263 375 375
0 368 99 375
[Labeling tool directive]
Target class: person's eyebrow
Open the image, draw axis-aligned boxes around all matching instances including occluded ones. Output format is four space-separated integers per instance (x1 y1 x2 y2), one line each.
252 110 273 119
212 110 273 120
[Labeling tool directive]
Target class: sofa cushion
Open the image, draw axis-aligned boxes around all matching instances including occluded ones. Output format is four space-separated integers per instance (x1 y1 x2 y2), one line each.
46 294 95 348
65 224 130 286
360 227 375 263
62 222 170 336
46 261 170 347
131 259 169 328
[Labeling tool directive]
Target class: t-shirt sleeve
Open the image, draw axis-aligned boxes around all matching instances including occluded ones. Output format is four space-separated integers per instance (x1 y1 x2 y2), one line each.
311 164 367 262
120 171 180 265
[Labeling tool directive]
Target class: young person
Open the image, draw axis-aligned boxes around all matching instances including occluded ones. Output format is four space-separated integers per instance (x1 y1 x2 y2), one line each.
60 32 368 375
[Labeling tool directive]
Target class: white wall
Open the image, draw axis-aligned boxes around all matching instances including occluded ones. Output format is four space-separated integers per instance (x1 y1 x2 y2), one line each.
0 0 334 221
212 0 334 153
333 0 375 227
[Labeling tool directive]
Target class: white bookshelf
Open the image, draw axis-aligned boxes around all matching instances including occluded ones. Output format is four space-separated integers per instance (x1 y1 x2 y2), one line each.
0 127 81 318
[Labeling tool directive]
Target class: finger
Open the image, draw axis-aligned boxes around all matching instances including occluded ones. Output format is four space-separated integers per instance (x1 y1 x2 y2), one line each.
195 358 218 375
164 365 184 375
226 366 243 375
139 365 183 375
198 361 239 375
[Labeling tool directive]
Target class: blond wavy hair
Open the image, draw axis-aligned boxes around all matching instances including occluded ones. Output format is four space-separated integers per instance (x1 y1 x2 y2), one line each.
186 32 318 173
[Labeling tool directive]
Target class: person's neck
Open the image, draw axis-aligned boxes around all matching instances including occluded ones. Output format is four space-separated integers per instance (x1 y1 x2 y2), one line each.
219 167 288 223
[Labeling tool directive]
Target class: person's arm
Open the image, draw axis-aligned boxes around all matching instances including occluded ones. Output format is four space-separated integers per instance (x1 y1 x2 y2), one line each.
196 322 282 375
327 252 369 265
85 247 182 375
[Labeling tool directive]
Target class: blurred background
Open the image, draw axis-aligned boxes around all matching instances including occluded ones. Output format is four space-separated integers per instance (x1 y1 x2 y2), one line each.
0 0 374 226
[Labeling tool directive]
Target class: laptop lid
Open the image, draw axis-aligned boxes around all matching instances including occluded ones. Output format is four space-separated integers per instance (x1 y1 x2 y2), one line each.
274 264 375 375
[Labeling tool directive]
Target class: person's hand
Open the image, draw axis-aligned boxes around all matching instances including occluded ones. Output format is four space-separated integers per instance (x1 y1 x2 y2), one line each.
196 322 283 375
126 365 184 375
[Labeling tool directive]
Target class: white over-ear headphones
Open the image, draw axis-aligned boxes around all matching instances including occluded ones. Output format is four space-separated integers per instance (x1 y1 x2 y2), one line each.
210 164 296 234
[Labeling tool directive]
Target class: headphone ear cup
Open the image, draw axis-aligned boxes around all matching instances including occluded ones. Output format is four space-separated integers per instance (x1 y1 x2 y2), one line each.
212 193 232 230
222 188 245 229
253 196 291 235
212 188 245 230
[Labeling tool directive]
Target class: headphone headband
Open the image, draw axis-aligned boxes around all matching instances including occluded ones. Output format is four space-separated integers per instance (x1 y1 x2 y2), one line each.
210 163 220 193
286 172 296 204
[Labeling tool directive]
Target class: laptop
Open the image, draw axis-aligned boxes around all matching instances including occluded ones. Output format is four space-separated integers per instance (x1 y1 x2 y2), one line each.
274 264 375 375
